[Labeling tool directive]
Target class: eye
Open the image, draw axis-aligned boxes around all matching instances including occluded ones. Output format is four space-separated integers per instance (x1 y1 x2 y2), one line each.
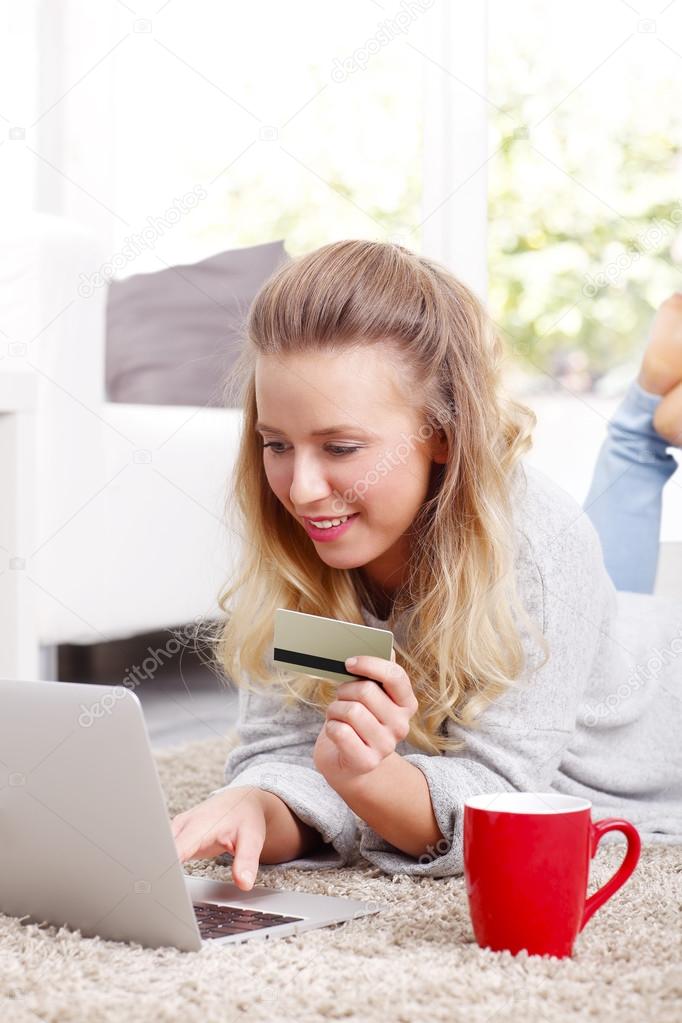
262 442 361 457
327 445 361 456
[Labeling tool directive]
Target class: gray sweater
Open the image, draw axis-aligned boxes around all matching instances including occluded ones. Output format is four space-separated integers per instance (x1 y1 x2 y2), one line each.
213 463 682 877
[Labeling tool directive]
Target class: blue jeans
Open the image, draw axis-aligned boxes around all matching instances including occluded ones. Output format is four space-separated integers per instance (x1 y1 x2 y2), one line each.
583 381 679 594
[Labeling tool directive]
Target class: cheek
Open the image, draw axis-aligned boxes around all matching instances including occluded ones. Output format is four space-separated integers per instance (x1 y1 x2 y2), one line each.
373 458 425 497
353 451 426 504
262 452 424 516
263 455 368 495
262 459 293 508
262 459 279 490
371 459 432 521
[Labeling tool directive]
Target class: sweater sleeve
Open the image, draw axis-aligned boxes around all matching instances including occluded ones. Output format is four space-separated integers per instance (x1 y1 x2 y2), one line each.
358 489 611 878
210 677 359 871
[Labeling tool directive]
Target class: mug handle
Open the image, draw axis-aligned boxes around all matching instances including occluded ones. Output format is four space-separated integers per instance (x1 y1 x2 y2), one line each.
579 817 641 932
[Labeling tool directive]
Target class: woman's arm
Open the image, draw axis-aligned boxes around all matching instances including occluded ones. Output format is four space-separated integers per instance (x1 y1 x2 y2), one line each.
214 679 359 869
310 645 441 856
172 784 323 885
324 751 445 859
258 790 325 862
326 469 614 877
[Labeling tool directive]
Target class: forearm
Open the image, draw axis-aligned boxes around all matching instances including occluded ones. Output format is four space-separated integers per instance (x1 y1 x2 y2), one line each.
329 752 445 859
257 789 325 863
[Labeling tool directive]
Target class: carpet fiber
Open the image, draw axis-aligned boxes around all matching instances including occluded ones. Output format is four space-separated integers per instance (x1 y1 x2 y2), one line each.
2 734 681 1023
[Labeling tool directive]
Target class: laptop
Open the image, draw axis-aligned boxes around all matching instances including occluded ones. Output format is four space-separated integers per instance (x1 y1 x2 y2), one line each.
0 679 383 952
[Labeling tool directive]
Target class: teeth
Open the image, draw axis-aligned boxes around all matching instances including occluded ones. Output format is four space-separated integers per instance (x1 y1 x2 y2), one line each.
311 516 350 529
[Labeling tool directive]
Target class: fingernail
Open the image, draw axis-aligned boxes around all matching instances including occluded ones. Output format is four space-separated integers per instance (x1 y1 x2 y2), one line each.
242 870 254 886
346 657 357 668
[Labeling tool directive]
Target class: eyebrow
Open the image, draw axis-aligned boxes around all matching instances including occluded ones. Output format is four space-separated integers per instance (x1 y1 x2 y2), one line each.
255 422 379 438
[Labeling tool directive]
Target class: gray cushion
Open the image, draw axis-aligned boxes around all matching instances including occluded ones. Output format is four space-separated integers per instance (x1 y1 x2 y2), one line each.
105 240 289 407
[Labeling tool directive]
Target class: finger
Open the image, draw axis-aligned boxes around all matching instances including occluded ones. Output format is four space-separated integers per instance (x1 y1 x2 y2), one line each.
326 699 394 755
326 719 382 773
336 679 390 725
176 827 237 865
170 814 188 839
232 819 267 891
174 804 239 863
344 655 413 708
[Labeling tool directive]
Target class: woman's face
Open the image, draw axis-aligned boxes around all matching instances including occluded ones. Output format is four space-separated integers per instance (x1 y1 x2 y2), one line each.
255 346 447 597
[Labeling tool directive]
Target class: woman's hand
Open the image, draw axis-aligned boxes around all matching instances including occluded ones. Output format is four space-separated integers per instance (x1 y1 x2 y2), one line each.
171 786 269 890
313 650 419 786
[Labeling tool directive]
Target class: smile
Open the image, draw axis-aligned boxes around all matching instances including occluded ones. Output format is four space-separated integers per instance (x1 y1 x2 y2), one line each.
303 513 359 541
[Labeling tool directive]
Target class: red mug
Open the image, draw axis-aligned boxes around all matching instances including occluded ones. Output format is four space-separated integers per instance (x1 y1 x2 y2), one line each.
463 792 641 959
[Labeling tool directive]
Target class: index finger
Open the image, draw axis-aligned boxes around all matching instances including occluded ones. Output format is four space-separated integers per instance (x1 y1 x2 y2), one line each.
232 820 267 890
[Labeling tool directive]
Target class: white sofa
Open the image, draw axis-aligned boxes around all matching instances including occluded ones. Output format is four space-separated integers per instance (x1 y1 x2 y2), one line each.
1 212 244 679
1 213 679 681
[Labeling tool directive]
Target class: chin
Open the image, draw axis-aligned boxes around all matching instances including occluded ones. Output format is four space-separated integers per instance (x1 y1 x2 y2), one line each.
318 552 366 569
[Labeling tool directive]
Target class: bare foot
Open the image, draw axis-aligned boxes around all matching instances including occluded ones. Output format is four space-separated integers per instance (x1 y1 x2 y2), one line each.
637 293 682 446
638 293 682 396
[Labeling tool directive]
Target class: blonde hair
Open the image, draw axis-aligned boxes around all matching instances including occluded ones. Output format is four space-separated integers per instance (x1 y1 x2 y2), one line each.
203 239 548 755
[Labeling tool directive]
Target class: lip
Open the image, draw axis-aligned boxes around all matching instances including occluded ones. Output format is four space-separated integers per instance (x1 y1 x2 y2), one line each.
303 512 359 541
303 514 355 522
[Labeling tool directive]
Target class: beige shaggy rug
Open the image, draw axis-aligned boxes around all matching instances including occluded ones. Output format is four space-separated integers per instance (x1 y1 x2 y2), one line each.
1 734 681 1023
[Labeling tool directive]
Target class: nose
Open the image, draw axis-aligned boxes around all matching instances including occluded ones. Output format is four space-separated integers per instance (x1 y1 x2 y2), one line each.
288 452 333 508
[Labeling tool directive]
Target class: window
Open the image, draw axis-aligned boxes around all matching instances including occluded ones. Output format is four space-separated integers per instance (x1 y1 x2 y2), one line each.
108 0 425 273
488 0 682 391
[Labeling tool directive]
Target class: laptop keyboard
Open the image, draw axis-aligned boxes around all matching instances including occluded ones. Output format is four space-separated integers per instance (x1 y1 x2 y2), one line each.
193 901 304 939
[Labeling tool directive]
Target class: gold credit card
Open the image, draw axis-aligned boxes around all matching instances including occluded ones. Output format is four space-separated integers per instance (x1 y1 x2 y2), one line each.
273 608 394 683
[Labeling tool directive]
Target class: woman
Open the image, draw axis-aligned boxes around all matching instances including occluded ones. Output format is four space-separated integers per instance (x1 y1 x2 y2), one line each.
171 241 682 890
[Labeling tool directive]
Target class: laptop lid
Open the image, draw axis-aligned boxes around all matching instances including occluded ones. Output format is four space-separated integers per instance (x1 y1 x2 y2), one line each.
0 679 204 951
